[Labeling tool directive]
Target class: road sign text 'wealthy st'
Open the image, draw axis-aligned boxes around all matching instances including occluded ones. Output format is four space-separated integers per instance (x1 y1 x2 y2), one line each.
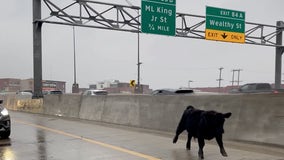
141 0 176 36
206 6 245 43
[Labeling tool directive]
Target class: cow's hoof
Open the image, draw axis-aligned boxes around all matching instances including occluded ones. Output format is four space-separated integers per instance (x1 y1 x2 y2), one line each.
221 153 228 157
198 151 204 159
173 136 178 143
220 149 228 157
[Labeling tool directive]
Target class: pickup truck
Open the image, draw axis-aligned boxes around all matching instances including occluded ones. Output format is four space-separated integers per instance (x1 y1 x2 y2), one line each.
230 83 284 93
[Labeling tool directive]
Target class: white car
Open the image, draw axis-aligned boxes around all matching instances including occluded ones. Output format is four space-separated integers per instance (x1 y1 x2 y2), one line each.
82 89 108 96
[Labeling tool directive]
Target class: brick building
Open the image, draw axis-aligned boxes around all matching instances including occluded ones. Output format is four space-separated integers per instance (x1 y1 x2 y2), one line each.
0 78 21 92
0 78 66 93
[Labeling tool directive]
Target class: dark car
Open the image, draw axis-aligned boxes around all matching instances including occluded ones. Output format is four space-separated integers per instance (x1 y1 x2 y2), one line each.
151 89 194 95
0 100 11 139
230 83 273 93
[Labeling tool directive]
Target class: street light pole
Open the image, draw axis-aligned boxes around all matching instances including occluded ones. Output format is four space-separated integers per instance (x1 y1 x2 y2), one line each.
72 26 79 93
73 26 76 84
125 0 142 94
136 10 142 94
137 13 142 93
188 80 193 88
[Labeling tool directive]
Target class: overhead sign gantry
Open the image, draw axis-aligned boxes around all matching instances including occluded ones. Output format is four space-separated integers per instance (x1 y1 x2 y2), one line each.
32 0 284 98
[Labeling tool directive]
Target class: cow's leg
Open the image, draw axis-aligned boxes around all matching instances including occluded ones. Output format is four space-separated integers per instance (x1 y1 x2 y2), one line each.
215 135 228 157
173 135 179 143
173 127 184 143
198 137 205 159
186 133 192 150
173 131 181 143
173 131 182 143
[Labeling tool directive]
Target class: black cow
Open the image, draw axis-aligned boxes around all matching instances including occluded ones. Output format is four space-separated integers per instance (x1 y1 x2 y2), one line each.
173 105 232 159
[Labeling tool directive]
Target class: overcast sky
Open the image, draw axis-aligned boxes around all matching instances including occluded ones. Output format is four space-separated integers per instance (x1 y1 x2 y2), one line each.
1 0 284 92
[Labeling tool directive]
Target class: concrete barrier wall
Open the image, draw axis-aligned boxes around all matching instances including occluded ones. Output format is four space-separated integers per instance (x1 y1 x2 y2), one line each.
2 93 284 146
229 94 284 145
80 95 141 126
43 94 81 118
0 94 43 113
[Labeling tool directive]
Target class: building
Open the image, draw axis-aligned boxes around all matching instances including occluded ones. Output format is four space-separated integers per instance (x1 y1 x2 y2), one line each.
0 78 66 93
88 80 152 94
0 78 21 92
42 80 66 93
20 78 34 92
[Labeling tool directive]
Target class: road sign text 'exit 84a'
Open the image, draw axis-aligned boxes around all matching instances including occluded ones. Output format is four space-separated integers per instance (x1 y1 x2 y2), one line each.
141 0 176 36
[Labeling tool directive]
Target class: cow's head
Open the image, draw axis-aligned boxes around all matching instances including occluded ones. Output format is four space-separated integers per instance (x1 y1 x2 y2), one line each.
200 111 232 136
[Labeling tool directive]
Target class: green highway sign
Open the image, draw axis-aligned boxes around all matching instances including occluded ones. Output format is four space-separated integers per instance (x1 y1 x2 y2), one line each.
141 0 176 36
205 6 245 43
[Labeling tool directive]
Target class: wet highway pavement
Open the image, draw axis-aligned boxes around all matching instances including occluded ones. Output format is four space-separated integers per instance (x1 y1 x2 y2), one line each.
0 111 283 160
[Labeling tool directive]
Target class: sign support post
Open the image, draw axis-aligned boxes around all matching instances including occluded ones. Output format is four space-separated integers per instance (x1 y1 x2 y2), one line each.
33 0 43 98
275 21 284 89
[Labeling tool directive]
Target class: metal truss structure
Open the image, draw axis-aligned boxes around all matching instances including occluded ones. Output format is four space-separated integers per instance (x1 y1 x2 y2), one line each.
32 0 284 97
37 0 284 47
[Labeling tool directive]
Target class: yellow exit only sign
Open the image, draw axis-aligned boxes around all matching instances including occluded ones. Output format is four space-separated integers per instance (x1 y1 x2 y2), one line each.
205 29 245 43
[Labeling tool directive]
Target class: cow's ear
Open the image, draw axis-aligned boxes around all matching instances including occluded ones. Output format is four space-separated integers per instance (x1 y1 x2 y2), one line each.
223 112 232 118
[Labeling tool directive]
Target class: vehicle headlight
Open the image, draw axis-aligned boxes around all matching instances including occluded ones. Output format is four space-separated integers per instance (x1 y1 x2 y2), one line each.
1 108 9 116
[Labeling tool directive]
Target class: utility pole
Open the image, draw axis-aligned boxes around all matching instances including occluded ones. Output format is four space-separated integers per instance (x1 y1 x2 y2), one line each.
236 69 242 86
231 69 242 86
217 67 224 92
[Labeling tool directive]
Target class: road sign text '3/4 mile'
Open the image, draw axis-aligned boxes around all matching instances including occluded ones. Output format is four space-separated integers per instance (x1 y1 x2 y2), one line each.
205 6 245 43
141 0 176 36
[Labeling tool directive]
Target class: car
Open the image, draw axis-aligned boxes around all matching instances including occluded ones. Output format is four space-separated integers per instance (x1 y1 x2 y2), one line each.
229 83 273 93
43 90 63 95
82 89 108 96
0 100 11 139
16 91 33 99
16 91 33 96
151 88 194 95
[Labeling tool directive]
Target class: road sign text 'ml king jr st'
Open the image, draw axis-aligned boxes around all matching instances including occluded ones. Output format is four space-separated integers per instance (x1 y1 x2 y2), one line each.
141 0 176 36
206 6 245 43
